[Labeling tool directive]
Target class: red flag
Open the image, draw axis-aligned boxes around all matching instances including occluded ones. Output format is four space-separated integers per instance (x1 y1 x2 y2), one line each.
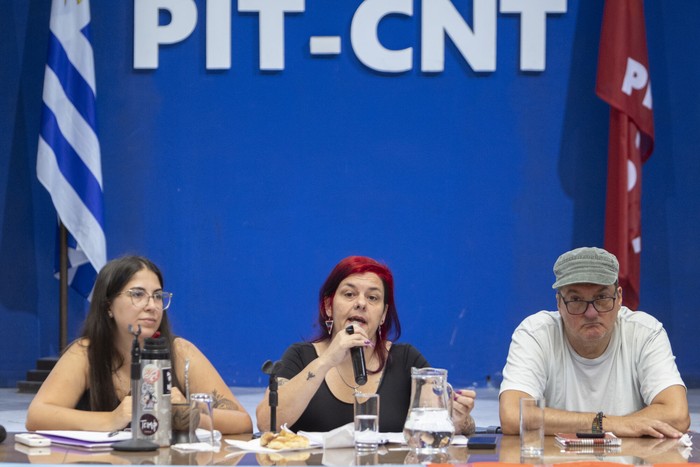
596 0 654 310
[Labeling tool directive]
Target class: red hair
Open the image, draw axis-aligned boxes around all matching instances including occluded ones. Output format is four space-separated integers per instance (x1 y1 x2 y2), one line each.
314 256 402 373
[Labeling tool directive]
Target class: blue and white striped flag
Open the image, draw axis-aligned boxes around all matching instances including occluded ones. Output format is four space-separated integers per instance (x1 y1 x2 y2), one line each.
37 0 106 298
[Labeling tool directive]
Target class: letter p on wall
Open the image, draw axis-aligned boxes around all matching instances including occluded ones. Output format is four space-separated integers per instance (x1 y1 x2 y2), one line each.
134 0 198 69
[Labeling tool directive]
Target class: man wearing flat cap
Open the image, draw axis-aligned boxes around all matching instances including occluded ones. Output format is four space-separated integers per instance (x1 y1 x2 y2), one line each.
499 247 689 437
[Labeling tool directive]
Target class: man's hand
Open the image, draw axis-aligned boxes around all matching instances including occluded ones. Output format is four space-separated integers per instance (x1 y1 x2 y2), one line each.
606 385 690 437
606 415 684 439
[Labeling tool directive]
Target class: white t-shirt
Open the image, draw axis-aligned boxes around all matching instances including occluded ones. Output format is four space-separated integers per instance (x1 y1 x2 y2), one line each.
499 307 685 415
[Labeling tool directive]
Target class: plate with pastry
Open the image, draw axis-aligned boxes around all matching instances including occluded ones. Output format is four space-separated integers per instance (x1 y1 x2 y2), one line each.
225 429 321 453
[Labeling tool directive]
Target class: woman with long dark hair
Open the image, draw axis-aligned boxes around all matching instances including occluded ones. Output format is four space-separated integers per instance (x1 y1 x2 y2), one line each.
26 255 252 434
255 256 476 433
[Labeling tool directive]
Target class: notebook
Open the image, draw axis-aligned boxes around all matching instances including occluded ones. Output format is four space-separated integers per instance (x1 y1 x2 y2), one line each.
36 430 132 451
554 432 621 448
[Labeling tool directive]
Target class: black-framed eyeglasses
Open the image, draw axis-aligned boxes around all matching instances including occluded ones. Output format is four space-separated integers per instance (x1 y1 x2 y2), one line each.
558 292 617 315
119 288 172 310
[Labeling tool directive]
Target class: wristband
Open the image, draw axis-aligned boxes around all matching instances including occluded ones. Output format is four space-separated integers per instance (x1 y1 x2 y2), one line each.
592 411 605 433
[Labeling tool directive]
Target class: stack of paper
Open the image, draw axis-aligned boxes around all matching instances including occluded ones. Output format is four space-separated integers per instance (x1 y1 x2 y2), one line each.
36 430 132 451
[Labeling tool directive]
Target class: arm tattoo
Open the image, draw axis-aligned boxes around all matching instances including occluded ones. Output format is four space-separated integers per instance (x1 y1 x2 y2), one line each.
306 371 316 381
211 389 237 410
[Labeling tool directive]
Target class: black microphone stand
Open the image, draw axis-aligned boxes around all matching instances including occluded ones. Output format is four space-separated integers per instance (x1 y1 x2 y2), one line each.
261 360 282 433
113 325 159 452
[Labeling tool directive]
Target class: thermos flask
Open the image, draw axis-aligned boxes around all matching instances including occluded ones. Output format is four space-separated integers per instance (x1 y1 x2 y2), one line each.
136 336 172 447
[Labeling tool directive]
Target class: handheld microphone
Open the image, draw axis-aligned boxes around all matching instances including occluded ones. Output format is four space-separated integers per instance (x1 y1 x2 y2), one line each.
345 325 367 385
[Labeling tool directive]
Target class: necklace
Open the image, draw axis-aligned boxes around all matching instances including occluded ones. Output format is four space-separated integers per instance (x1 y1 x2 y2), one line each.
335 367 361 394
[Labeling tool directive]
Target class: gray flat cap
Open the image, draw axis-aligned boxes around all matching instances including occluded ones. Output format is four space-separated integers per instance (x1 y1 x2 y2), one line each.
552 247 619 289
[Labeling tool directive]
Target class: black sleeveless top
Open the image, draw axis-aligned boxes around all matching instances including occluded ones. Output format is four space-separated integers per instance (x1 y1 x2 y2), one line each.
75 390 92 411
277 343 428 432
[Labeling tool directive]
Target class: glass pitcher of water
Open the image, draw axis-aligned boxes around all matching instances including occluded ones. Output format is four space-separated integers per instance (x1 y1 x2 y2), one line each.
403 367 455 453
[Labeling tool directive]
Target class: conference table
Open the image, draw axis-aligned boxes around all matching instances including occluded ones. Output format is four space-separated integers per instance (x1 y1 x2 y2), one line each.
0 433 697 465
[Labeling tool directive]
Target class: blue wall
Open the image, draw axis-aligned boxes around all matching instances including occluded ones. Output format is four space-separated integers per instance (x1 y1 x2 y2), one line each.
1 0 699 388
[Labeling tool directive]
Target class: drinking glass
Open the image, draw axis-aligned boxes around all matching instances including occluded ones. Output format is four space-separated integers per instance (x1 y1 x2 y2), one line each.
354 393 380 451
519 397 545 458
190 393 215 447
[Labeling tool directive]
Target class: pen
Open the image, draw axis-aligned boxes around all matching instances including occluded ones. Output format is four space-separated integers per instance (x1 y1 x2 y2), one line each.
108 428 130 437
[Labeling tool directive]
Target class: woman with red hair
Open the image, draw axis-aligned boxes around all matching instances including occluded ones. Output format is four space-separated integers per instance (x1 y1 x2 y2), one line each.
256 256 476 434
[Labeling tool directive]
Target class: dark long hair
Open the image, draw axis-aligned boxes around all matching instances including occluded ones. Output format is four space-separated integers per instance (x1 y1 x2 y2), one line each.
79 255 179 411
313 256 402 373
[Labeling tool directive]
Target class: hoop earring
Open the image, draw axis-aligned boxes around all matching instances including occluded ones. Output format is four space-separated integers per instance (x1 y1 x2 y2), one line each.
325 318 334 335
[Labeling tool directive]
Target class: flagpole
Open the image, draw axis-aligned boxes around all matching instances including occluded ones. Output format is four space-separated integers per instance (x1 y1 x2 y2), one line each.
59 222 68 352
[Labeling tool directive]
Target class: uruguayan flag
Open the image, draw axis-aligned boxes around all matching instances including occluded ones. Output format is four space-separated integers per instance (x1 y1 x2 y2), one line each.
37 0 106 298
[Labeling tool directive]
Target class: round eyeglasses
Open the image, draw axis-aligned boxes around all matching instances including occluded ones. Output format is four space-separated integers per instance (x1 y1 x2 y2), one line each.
119 288 172 310
559 293 617 315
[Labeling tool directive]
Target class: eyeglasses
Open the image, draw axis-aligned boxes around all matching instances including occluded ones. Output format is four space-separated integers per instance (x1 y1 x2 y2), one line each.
558 292 617 315
119 288 172 310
